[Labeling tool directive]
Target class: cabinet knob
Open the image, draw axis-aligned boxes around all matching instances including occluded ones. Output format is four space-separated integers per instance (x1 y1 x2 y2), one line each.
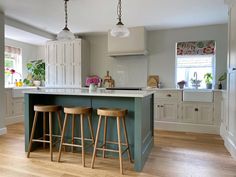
166 94 172 97
160 105 164 107
233 68 236 71
195 108 198 111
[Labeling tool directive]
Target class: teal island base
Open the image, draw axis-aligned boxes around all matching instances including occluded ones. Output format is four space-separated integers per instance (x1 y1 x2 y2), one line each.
24 92 154 172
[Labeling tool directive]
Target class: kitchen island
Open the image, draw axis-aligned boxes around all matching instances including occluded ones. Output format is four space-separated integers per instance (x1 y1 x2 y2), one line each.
24 88 154 171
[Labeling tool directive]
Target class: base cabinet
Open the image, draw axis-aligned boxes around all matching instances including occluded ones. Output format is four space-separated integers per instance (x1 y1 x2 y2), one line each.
4 89 24 125
182 103 213 125
155 100 178 122
154 90 221 134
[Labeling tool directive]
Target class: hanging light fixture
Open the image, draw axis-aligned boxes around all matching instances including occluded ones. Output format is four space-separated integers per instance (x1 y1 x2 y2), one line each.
57 0 75 40
110 0 130 38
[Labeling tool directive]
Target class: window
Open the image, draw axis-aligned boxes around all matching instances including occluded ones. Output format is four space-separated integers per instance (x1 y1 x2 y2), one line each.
4 46 22 86
176 41 215 89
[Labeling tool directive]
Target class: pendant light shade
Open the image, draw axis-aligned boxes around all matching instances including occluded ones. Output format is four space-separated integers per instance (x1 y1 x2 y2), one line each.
57 0 75 40
110 0 130 38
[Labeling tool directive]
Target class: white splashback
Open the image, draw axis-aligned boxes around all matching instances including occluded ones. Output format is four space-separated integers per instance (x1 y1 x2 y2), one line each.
113 56 148 87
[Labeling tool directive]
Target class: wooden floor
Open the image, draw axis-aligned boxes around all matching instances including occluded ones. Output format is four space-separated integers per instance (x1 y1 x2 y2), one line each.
0 123 236 177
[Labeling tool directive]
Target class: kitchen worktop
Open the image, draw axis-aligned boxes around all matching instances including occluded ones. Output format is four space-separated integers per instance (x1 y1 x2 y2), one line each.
23 88 155 98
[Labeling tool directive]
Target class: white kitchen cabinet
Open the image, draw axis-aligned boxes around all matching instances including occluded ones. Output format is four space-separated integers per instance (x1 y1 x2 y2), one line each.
155 100 178 122
182 103 196 123
182 103 213 125
45 39 89 87
4 89 24 125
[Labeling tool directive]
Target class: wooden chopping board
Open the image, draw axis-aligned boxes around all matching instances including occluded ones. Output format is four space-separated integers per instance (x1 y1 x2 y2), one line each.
147 75 159 88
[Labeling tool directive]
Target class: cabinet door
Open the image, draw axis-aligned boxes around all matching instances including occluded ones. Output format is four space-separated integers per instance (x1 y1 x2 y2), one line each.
157 100 178 122
182 103 196 123
13 98 24 116
154 104 162 121
4 90 13 117
197 103 213 125
46 64 56 86
228 72 236 137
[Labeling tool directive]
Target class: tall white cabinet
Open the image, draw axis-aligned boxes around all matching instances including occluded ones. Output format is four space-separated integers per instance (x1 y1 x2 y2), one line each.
221 1 236 159
45 39 89 87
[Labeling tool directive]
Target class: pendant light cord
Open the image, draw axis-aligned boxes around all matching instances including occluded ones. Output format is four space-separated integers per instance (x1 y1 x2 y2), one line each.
64 0 69 30
117 0 122 23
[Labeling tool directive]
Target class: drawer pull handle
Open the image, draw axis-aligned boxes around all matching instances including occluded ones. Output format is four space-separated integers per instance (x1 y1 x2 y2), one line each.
167 94 172 97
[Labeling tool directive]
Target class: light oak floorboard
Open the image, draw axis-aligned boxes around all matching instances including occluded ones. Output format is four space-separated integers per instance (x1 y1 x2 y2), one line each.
0 123 235 177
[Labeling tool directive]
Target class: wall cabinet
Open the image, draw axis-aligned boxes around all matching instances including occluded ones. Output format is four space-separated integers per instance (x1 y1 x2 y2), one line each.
45 39 89 87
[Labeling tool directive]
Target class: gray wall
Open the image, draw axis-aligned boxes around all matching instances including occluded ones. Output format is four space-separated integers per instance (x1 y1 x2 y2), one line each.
5 38 45 79
87 24 228 88
0 12 5 130
148 24 228 88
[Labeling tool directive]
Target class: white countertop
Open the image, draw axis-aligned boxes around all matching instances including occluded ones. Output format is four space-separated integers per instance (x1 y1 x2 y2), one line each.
24 88 155 98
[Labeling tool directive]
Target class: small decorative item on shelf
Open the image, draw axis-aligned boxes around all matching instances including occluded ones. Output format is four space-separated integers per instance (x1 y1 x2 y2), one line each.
204 73 213 89
177 80 186 89
218 72 227 89
103 71 115 88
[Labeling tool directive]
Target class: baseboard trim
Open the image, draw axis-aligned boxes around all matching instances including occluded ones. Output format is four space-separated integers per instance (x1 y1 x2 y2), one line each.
224 134 236 159
0 127 7 135
155 121 220 134
5 115 24 125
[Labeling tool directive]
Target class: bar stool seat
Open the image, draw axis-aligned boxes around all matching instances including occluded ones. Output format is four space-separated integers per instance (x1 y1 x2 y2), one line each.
57 107 95 167
91 107 132 175
27 105 63 161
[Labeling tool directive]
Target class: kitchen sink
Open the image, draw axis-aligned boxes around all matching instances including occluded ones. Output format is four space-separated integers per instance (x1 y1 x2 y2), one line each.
183 89 213 102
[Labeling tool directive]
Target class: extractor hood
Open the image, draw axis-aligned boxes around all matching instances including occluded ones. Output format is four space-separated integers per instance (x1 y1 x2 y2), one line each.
108 26 148 57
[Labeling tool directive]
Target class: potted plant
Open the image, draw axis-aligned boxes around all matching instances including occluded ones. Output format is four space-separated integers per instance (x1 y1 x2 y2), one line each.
204 73 213 89
24 60 45 86
177 80 186 89
218 72 227 89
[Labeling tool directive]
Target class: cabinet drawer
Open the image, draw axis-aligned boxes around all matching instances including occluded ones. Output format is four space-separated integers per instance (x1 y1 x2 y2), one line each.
154 91 182 100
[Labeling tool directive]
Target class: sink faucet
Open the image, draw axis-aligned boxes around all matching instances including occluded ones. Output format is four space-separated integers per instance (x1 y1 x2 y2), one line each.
193 72 198 89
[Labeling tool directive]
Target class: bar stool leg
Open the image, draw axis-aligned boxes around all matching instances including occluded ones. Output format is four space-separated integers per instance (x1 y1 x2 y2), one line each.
80 114 85 167
27 111 38 158
71 114 75 152
43 112 46 149
49 112 53 161
117 117 123 175
121 117 132 163
103 116 107 158
91 115 102 168
58 113 69 162
88 112 95 144
57 111 63 135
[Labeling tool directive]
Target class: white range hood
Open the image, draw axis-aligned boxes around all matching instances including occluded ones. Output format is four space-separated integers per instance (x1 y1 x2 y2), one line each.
108 26 148 57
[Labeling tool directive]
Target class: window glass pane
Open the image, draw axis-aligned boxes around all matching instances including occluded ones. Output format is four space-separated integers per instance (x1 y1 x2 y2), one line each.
176 56 214 89
4 47 22 87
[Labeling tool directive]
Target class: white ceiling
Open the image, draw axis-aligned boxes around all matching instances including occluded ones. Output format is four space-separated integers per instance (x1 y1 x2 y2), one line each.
0 0 229 45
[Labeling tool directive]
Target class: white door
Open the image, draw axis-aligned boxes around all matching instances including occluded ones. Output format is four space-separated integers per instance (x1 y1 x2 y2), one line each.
197 103 213 125
182 103 196 123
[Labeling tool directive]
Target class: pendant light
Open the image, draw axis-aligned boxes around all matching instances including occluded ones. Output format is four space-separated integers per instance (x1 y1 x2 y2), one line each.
110 0 130 38
57 0 75 40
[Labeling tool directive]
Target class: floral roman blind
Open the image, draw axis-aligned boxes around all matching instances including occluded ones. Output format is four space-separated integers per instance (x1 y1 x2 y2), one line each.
5 45 21 55
177 40 215 56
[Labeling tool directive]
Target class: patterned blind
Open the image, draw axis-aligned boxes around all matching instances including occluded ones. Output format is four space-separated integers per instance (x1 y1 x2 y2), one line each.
177 40 215 56
5 45 21 55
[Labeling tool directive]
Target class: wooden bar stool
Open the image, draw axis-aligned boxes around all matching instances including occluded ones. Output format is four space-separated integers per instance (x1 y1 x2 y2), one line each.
27 105 62 161
91 108 132 175
57 107 95 167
